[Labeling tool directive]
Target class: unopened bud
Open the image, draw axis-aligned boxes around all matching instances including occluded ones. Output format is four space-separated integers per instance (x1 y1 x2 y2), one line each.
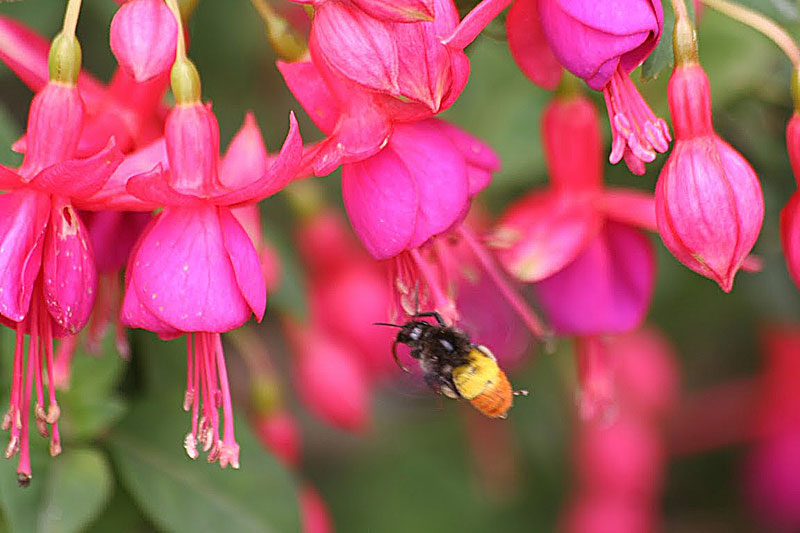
49 31 82 85
171 56 201 105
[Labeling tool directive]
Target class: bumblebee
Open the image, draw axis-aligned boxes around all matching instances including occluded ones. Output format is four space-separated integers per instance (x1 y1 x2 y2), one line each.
377 312 526 418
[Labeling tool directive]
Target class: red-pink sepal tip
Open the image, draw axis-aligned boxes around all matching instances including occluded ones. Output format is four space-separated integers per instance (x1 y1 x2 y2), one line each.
110 0 178 82
300 485 334 533
656 65 763 293
506 0 562 90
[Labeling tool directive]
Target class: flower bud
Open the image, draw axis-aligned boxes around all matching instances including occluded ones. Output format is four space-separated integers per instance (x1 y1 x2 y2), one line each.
253 410 302 468
48 32 82 85
300 485 334 533
110 0 177 82
655 64 763 292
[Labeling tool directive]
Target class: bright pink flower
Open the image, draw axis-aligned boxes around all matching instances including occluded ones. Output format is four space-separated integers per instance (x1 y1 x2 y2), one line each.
300 485 334 533
574 337 616 422
0 75 124 483
655 63 763 292
297 210 397 376
278 0 503 175
253 410 302 468
295 0 434 22
515 0 670 174
493 94 656 335
286 321 371 432
119 95 302 467
563 496 655 533
110 0 177 82
781 113 800 289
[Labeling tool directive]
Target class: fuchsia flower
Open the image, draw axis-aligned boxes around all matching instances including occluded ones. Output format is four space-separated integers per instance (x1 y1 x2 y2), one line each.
254 410 302 468
293 0 434 22
110 0 177 82
655 59 763 292
118 57 302 467
507 0 670 174
781 113 800 289
492 93 656 336
0 35 124 483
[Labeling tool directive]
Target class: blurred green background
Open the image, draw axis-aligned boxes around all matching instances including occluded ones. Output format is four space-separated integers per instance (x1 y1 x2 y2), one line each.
0 0 798 531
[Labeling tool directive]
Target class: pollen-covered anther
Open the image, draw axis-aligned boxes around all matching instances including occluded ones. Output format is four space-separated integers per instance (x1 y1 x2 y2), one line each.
184 433 199 460
5 436 19 459
2 411 12 431
218 443 240 469
183 390 194 412
45 403 60 425
17 472 31 488
49 437 62 457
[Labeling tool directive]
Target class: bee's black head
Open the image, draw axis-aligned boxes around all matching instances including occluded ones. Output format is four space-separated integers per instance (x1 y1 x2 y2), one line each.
394 320 436 352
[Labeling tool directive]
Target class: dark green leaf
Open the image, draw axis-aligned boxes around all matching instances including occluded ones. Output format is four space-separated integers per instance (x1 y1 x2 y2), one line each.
107 395 300 533
0 102 22 168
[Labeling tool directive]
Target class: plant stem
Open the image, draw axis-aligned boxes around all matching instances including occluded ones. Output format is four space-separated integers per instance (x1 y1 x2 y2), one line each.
165 0 187 60
61 0 83 37
700 0 800 67
669 0 690 20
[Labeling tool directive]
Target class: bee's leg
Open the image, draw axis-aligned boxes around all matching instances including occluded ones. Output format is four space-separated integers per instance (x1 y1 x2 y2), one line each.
392 341 410 373
413 311 446 327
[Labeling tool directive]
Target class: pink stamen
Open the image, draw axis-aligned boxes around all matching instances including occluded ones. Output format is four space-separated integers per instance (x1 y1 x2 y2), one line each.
214 334 239 469
457 227 549 339
53 335 79 390
603 68 671 175
409 248 458 323
17 323 35 487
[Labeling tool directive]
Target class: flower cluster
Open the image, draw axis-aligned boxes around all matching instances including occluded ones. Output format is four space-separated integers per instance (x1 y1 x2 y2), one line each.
0 0 793 498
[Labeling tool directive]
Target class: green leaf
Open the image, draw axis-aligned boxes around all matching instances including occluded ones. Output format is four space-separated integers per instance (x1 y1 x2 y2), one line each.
107 395 300 533
0 447 113 533
642 0 696 81
37 449 113 533
0 102 22 168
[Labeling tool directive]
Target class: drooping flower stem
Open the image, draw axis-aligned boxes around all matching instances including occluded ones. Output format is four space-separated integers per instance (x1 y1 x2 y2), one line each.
165 0 188 61
61 0 83 38
699 0 800 68
668 0 690 20
249 0 308 61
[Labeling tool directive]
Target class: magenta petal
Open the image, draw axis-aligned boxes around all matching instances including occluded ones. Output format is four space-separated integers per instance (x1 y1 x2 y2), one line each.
109 0 177 82
492 191 603 282
219 208 267 321
553 0 662 37
213 113 303 205
76 138 167 211
0 191 48 321
42 199 97 334
276 60 340 135
506 0 562 90
219 113 269 189
126 165 202 206
341 150 418 259
128 206 252 332
352 0 434 21
312 2 400 95
431 119 500 197
534 221 656 336
30 139 124 198
602 187 656 232
389 121 469 248
443 0 513 50
0 164 23 190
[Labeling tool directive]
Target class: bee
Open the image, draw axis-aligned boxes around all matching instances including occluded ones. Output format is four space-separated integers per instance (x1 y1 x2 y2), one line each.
377 312 527 419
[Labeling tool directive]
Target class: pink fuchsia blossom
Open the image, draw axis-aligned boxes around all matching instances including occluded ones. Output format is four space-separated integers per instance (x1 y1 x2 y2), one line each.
253 410 302 468
119 62 302 467
278 0 505 175
296 209 397 376
492 93 656 336
300 484 335 533
110 0 177 82
781 113 800 289
0 63 124 482
294 0 434 22
285 320 372 432
518 0 670 174
655 62 763 292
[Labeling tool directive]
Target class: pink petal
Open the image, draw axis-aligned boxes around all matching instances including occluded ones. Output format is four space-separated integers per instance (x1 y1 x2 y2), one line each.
341 149 418 260
30 139 124 198
42 198 97 334
83 210 151 275
75 138 166 211
127 206 253 332
553 0 662 38
543 94 603 191
312 2 400 95
391 18 452 112
491 191 603 282
602 187 656 232
352 0 434 21
431 119 500 196
126 164 202 206
0 164 23 190
443 0 513 50
783 191 800 290
506 0 562 90
212 113 303 205
165 103 221 195
219 208 266 321
109 0 177 82
389 121 470 248
0 190 48 322
276 59 340 135
219 113 269 189
533 221 656 335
